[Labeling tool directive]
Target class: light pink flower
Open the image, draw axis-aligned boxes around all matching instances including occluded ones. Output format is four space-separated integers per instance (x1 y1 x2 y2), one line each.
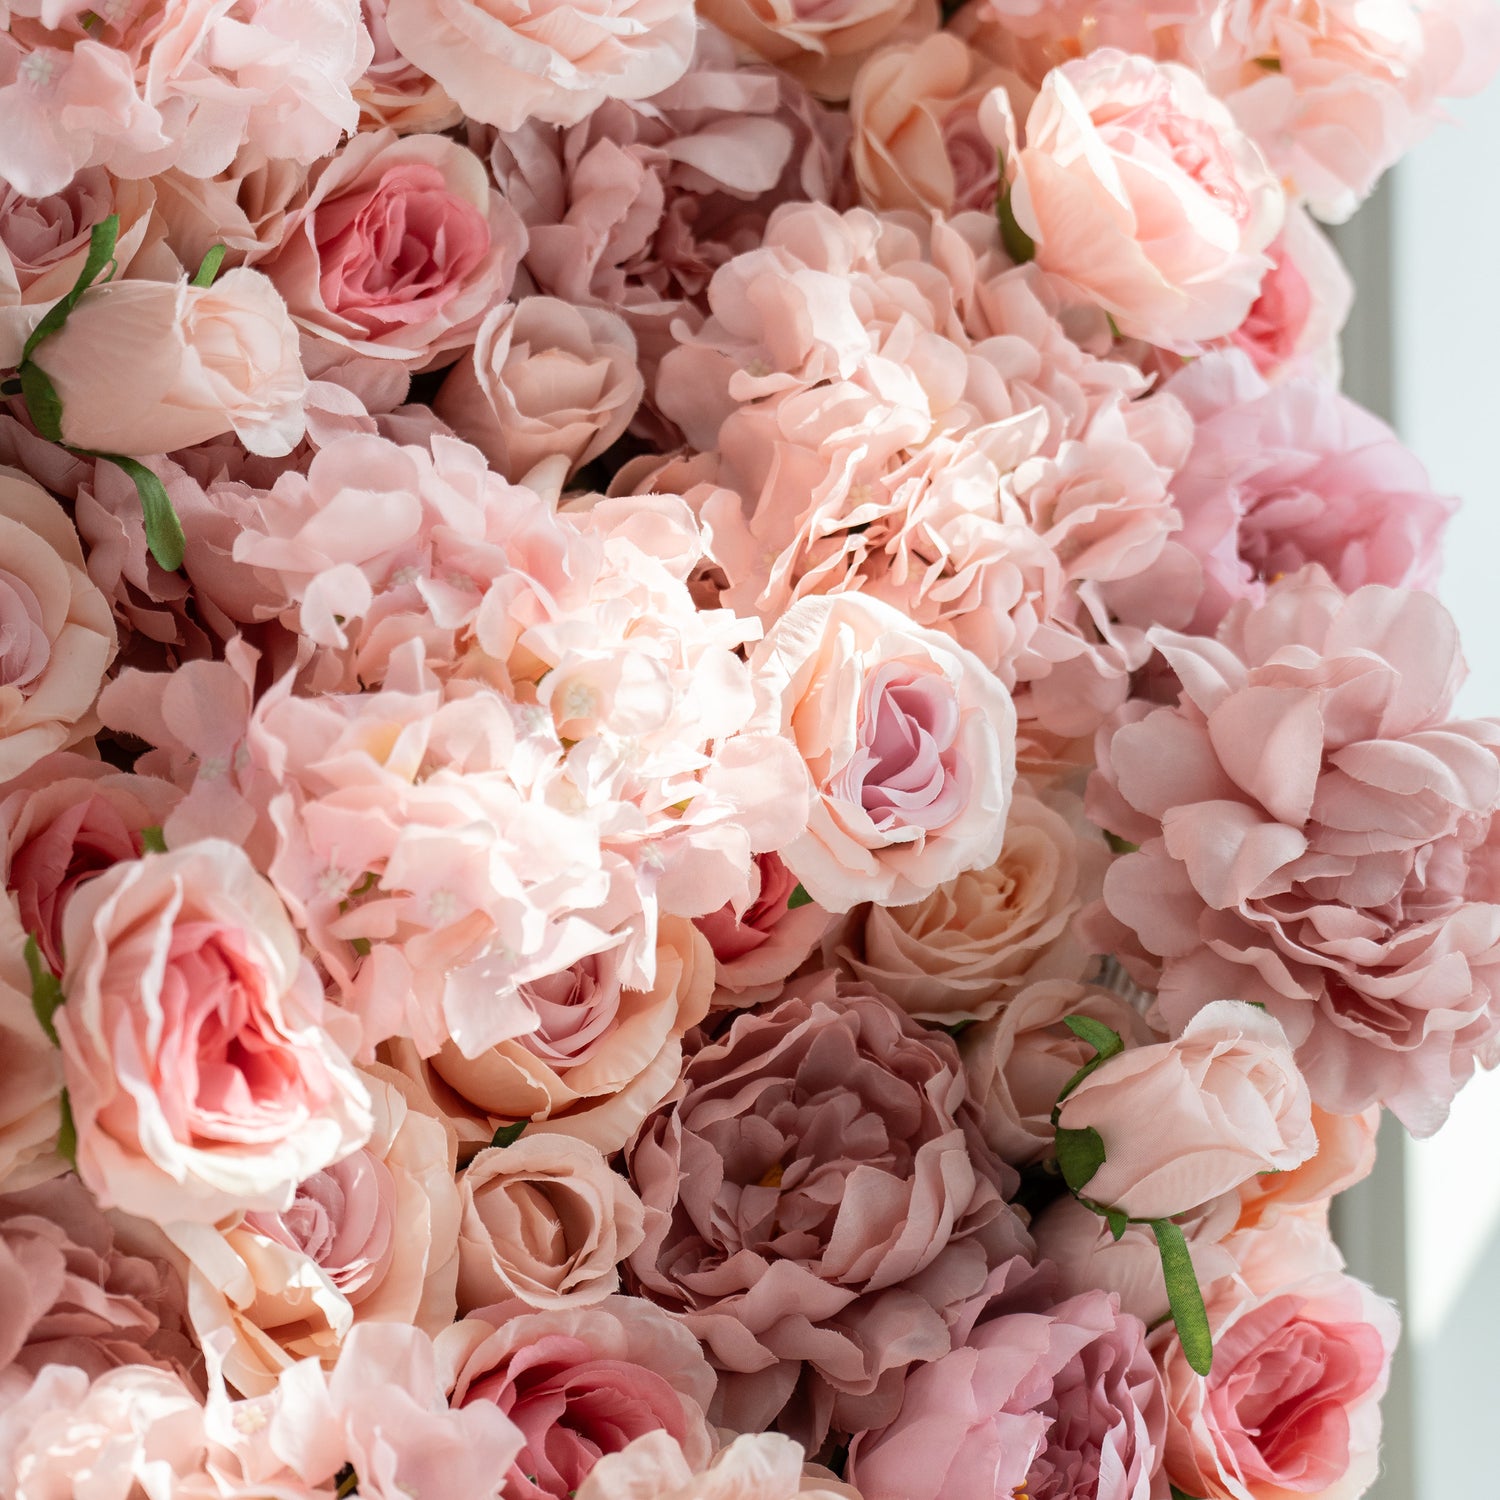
1233 1103 1379 1232
573 1431 862 1500
29 269 308 458
0 902 64 1193
441 1295 717 1500
434 298 644 485
1088 567 1500 1134
56 839 374 1227
994 49 1284 349
748 592 1017 912
355 0 463 135
625 972 1030 1442
383 0 697 131
457 1133 645 1313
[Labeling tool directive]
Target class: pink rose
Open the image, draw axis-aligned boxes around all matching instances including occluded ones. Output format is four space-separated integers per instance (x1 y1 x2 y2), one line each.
383 0 697 130
749 593 1017 913
1233 1103 1379 1232
0 904 64 1192
355 0 463 135
259 130 525 397
848 1263 1166 1500
1088 567 1500 1133
625 973 1030 1442
29 268 308 458
434 298 644 485
56 839 374 1227
151 147 311 276
0 467 116 784
167 1066 459 1398
457 1133 645 1313
574 1431 862 1500
441 1295 717 1500
994 50 1284 348
826 779 1108 1023
1056 1000 1316 1221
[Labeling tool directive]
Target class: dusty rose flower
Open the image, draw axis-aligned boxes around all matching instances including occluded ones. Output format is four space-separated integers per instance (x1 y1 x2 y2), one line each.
434 298 644 485
259 129 526 394
0 468 116 785
355 0 464 135
151 147 312 275
167 1067 458 1398
574 1430 862 1500
29 269 308 458
457 1133 645 1313
383 0 697 131
442 1295 717 1500
849 1260 1165 1500
993 49 1284 349
749 593 1017 913
1088 567 1500 1133
963 980 1157 1169
56 839 374 1227
0 1175 198 1386
625 972 1030 1442
827 779 1107 1022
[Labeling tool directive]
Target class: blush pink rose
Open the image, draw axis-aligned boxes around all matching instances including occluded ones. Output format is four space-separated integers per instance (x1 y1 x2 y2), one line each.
384 0 697 131
434 298 644 485
355 0 463 135
1088 567 1500 1134
625 972 1030 1443
441 1295 717 1500
749 593 1017 913
0 467 116 785
1233 1103 1380 1233
29 268 308 458
0 905 64 1193
993 49 1284 349
457 1133 645 1313
56 838 374 1227
1056 1000 1316 1221
574 1431 862 1500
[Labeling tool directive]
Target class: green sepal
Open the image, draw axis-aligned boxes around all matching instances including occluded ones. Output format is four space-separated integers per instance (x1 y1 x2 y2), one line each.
1055 1125 1106 1194
1061 1014 1124 1061
139 826 167 854
1152 1218 1214 1376
942 1018 976 1039
191 244 227 288
1171 1487 1206 1500
490 1120 527 1149
787 883 814 910
101 455 185 571
57 1089 77 1167
1105 1208 1128 1242
19 360 64 442
995 155 1036 265
1105 832 1139 855
24 936 63 1046
22 214 120 363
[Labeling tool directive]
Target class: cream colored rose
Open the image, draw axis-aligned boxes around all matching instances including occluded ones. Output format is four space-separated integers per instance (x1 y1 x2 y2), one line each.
457 1133 645 1312
828 779 1107 1022
0 467 115 785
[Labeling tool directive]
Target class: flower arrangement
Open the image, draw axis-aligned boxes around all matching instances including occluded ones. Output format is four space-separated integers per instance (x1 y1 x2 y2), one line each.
0 0 1494 1497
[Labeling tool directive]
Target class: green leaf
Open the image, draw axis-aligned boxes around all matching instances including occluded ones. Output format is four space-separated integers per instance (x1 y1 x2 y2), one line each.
190 244 227 288
23 214 120 362
1055 1125 1106 1194
490 1120 527 1149
1062 1014 1124 1062
1105 1208 1128 1242
101 455 185 571
786 883 814 910
139 825 167 854
941 1018 976 1039
1106 312 1123 340
1171 1488 1206 1500
24 936 63 1046
19 360 64 442
1105 832 1139 855
57 1089 77 1167
1152 1218 1213 1377
350 936 372 958
995 154 1036 265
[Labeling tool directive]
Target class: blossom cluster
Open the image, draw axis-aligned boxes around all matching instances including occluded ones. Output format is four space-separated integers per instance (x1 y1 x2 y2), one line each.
0 0 1494 1497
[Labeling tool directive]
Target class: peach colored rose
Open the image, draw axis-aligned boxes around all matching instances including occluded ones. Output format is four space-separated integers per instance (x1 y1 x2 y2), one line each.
994 49 1284 349
0 467 115 784
151 147 311 276
963 980 1157 1169
0 907 64 1193
56 839 374 1228
29 268 308 458
1233 1103 1379 1232
167 1066 458 1398
827 779 1108 1022
434 298 644 486
382 0 698 131
457 1133 644 1313
749 592 1017 913
355 0 464 135
1056 1000 1317 1221
574 1431 863 1500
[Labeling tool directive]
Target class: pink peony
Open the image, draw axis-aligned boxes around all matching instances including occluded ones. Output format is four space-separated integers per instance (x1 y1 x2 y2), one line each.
1087 566 1500 1134
441 1295 717 1500
993 49 1284 349
625 972 1030 1442
383 0 698 131
573 1430 862 1500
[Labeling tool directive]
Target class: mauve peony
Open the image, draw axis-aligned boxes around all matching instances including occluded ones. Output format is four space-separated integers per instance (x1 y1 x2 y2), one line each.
441 1295 717 1500
992 49 1284 349
56 839 374 1227
748 592 1017 913
826 779 1108 1022
434 297 644 485
1087 566 1500 1134
29 268 308 458
0 467 115 784
573 1430 862 1500
384 0 697 131
457 1133 645 1313
849 1261 1166 1500
625 972 1030 1442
